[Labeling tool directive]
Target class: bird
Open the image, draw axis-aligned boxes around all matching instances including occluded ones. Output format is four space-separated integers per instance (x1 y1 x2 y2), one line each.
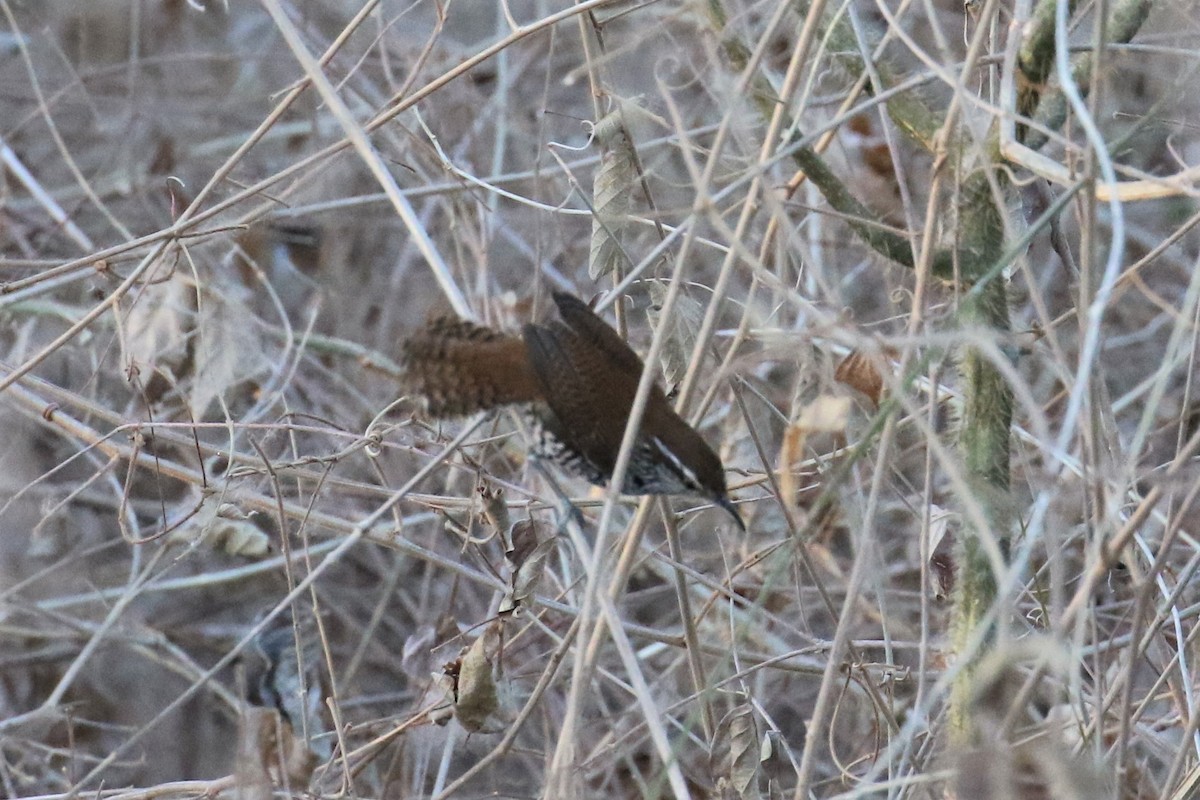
399 292 742 528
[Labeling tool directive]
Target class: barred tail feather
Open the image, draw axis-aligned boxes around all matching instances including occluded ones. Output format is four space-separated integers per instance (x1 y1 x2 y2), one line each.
400 318 540 417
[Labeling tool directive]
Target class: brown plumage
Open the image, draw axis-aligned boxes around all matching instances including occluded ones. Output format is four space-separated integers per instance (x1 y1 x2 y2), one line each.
399 293 742 528
400 317 540 417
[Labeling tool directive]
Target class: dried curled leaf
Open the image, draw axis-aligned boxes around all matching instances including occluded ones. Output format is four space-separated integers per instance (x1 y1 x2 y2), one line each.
845 114 896 181
507 518 541 568
123 267 195 396
710 702 763 800
478 483 511 544
500 520 557 613
168 499 270 557
211 510 271 557
648 283 707 388
834 349 885 407
777 424 805 524
779 396 850 520
191 286 271 419
588 110 636 279
454 622 502 733
234 707 275 800
797 395 852 434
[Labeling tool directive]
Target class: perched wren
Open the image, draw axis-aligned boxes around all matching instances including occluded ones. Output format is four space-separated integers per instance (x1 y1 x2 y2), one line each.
400 292 742 527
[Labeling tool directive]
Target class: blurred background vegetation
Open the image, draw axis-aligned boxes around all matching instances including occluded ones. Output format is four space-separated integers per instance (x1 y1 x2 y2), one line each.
1 0 1199 797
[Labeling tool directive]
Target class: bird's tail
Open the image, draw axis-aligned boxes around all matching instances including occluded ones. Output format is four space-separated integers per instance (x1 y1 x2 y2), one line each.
400 318 540 417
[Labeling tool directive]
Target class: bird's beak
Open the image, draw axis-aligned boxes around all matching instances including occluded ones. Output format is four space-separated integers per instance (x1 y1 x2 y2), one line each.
715 495 746 532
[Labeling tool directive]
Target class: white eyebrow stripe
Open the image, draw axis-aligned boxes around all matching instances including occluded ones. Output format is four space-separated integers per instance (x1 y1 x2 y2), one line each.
651 436 699 488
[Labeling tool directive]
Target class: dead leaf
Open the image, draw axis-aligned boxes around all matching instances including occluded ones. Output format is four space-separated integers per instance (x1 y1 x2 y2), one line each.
834 349 885 407
234 707 274 800
926 504 957 560
507 519 541 569
845 114 896 180
588 110 636 279
168 498 270 557
191 286 271 419
455 622 502 733
930 551 955 601
478 483 510 544
211 504 270 557
928 505 956 601
122 267 195 396
648 283 707 388
779 396 850 520
797 395 852 433
501 520 557 612
710 702 763 800
778 424 806 523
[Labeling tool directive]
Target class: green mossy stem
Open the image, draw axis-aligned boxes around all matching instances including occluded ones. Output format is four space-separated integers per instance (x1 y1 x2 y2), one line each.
704 0 1016 743
702 0 1148 744
1020 0 1154 149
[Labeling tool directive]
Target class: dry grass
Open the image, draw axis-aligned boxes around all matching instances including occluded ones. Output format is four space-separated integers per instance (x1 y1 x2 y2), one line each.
1 0 1199 798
